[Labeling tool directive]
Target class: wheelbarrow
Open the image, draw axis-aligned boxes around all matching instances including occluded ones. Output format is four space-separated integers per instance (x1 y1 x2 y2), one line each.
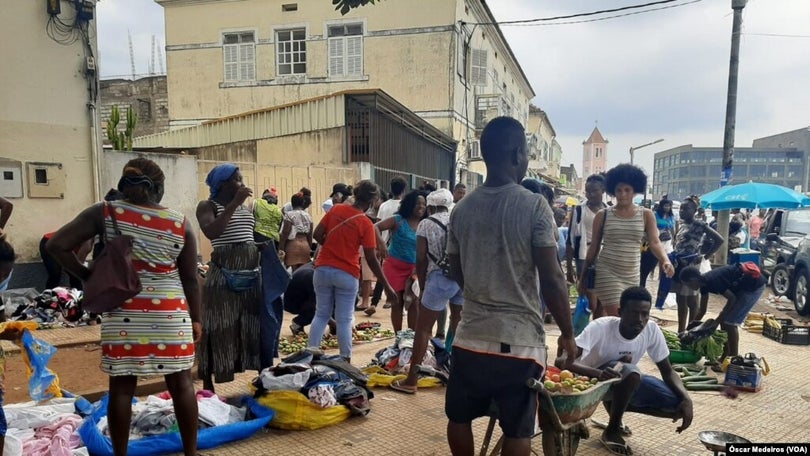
478 377 620 456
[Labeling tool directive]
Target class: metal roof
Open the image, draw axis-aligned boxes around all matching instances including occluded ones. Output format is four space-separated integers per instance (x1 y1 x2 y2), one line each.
133 89 456 152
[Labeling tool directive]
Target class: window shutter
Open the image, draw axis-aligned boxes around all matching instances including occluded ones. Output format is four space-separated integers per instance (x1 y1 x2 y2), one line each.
470 49 487 86
328 37 344 76
240 43 255 80
346 36 363 75
223 44 238 81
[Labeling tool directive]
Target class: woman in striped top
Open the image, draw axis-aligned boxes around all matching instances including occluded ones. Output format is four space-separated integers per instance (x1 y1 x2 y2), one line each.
578 164 675 317
47 158 201 456
196 163 262 392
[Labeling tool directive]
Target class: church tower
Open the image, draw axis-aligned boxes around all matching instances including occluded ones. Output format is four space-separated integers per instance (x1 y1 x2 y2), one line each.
582 126 608 192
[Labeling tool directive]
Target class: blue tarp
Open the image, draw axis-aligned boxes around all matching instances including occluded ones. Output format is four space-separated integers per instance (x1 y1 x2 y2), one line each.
78 395 274 456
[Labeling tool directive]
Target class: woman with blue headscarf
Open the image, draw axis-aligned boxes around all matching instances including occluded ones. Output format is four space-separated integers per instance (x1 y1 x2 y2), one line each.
196 163 263 392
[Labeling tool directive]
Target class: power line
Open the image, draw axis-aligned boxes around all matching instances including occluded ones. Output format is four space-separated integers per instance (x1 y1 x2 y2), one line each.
743 32 810 39
464 0 691 26
503 0 703 27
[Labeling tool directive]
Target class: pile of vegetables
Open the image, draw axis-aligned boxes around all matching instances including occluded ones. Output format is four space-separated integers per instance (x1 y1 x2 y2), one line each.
673 365 725 391
662 328 728 362
277 327 396 355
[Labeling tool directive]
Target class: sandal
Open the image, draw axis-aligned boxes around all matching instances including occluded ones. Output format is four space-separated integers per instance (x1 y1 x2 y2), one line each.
591 418 632 437
355 304 369 312
364 306 376 316
599 436 633 455
390 380 417 394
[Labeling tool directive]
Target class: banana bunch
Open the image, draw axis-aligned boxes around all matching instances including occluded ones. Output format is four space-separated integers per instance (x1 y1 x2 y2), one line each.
743 312 768 333
763 315 782 330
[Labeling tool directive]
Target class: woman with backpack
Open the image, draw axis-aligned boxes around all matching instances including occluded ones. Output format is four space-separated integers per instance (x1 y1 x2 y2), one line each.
566 174 606 314
391 189 461 394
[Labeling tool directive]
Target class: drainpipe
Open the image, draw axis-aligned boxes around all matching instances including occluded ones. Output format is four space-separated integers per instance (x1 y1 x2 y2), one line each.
88 100 101 202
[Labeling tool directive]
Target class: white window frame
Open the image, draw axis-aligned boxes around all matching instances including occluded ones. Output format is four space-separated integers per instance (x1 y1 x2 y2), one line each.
222 30 257 82
325 20 366 78
470 48 487 86
275 27 308 75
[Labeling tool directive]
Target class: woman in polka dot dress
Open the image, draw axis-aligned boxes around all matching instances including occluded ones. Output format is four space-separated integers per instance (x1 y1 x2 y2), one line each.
47 158 202 456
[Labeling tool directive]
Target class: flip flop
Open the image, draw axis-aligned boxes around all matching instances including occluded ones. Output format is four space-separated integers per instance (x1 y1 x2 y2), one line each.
364 306 377 316
355 305 369 312
390 380 417 394
599 436 633 455
591 418 632 436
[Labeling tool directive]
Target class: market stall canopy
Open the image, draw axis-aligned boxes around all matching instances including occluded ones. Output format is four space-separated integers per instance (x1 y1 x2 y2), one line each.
700 182 810 210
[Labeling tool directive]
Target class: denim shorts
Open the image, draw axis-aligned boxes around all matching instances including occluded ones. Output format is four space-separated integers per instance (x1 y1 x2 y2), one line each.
603 361 680 412
724 285 765 326
420 270 463 312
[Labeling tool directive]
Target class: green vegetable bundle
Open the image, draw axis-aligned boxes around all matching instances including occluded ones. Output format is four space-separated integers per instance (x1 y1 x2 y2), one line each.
686 330 728 362
662 329 681 350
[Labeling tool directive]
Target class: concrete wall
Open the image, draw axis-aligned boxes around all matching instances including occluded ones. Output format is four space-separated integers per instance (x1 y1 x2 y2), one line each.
191 128 358 260
99 76 170 139
1 0 100 288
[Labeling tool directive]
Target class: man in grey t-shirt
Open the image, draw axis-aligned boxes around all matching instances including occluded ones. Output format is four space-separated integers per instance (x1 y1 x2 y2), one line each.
445 117 576 456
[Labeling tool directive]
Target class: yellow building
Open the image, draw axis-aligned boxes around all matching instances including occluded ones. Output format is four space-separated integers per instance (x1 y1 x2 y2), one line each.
156 0 535 186
0 0 102 285
526 106 562 180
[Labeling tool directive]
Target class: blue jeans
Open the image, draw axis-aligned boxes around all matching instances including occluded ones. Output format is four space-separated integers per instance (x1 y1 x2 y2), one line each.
725 285 765 326
308 266 358 359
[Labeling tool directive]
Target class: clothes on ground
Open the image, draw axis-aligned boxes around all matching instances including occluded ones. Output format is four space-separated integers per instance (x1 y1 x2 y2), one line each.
315 204 376 279
574 316 670 367
594 207 645 308
4 398 86 455
9 287 84 325
253 199 283 242
447 183 556 355
100 202 195 377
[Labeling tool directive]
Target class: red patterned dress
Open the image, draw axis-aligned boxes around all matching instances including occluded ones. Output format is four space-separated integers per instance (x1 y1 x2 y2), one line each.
99 201 195 376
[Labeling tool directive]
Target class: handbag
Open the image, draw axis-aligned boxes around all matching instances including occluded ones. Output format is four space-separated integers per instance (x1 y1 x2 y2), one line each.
83 202 143 313
216 263 260 292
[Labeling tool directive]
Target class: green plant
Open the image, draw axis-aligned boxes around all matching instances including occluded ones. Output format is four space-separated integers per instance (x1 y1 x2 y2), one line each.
106 105 137 150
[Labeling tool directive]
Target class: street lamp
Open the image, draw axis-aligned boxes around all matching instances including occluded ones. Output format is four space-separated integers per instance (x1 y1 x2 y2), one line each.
629 138 664 207
629 138 664 165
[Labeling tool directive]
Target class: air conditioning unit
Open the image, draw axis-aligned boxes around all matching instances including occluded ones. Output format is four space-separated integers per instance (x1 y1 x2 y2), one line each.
468 140 481 160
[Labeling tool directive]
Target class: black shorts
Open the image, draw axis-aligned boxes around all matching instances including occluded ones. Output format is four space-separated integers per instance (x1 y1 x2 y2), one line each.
445 347 543 439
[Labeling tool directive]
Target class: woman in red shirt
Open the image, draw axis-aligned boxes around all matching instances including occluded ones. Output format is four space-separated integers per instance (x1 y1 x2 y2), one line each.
307 180 397 362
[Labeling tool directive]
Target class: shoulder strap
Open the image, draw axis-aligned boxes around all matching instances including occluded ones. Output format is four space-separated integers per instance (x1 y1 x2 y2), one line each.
108 202 123 235
576 205 582 224
327 212 364 238
427 216 447 232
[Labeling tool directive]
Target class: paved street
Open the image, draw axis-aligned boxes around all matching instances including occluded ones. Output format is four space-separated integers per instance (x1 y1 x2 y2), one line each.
13 285 809 455
193 288 809 456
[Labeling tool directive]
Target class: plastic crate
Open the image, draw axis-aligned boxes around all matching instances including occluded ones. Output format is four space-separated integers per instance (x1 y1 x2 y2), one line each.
763 318 810 346
724 364 763 392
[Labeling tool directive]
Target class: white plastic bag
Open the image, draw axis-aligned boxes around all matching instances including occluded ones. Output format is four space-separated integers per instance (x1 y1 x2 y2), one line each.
259 369 311 391
699 258 712 274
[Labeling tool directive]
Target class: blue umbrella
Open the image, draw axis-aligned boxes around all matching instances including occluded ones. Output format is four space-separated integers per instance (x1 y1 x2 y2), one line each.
700 182 810 210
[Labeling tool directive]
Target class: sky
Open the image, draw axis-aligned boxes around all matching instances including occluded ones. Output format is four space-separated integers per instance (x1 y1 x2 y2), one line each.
96 0 810 182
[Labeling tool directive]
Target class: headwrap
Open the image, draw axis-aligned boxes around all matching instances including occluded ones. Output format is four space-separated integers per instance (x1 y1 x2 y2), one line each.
205 163 238 198
427 189 453 209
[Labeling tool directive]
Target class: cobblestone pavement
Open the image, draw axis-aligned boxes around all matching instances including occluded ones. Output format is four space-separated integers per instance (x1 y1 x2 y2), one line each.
12 281 809 456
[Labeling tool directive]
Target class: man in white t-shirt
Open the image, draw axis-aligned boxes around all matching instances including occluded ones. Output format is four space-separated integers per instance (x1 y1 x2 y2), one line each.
365 175 408 311
556 286 693 456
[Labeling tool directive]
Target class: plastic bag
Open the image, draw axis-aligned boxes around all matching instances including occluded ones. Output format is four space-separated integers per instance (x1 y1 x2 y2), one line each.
259 369 311 391
255 389 351 430
572 295 591 336
699 258 712 274
19 327 62 401
79 395 273 456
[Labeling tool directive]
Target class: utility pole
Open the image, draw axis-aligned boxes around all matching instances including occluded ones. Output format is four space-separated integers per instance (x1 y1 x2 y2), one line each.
716 0 747 266
128 29 136 80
